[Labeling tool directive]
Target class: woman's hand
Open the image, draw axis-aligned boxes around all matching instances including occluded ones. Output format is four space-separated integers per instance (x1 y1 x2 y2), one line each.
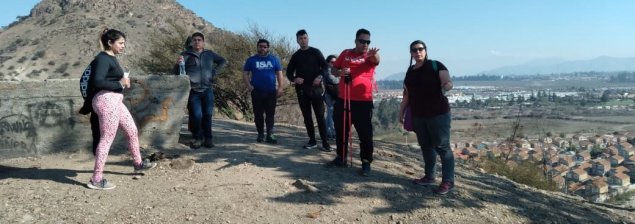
120 77 131 89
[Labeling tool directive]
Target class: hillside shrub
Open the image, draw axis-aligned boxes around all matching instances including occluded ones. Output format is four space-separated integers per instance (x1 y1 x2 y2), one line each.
136 23 295 120
31 50 46 61
480 157 558 191
606 190 635 204
55 62 69 73
17 56 27 63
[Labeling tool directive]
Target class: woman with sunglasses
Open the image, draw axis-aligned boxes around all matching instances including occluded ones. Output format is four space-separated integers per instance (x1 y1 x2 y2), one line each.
399 40 454 194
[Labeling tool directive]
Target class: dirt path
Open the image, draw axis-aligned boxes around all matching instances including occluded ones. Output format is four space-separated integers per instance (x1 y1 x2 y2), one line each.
1 119 633 223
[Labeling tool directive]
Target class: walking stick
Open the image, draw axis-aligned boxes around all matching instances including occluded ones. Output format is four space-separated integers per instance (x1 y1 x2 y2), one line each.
341 75 353 166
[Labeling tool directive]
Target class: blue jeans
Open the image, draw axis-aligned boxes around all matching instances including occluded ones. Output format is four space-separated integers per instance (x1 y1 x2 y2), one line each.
412 112 454 182
323 93 336 137
188 88 214 142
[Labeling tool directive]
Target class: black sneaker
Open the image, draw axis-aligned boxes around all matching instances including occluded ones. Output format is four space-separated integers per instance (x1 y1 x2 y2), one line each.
303 141 317 149
190 139 202 149
256 134 264 143
204 140 214 148
319 144 332 152
325 157 347 168
359 162 371 177
134 159 157 173
265 135 277 144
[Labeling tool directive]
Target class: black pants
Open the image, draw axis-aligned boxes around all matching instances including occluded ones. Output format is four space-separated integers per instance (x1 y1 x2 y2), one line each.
296 86 328 146
90 112 100 156
334 99 374 163
251 89 277 136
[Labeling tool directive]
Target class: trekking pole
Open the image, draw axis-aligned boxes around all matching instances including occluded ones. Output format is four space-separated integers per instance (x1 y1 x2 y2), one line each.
341 76 349 165
342 75 353 167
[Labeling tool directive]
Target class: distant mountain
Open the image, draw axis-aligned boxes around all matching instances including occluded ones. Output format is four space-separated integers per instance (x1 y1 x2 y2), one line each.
382 71 406 81
480 56 635 76
0 0 219 81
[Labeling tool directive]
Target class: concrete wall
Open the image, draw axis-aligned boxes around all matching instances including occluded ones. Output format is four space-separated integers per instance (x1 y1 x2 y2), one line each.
0 75 189 159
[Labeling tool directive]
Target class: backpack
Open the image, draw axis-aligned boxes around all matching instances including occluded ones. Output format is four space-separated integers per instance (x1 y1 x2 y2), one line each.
78 64 93 115
403 60 438 131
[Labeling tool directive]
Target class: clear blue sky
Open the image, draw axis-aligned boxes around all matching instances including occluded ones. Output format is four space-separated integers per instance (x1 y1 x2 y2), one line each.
2 0 634 77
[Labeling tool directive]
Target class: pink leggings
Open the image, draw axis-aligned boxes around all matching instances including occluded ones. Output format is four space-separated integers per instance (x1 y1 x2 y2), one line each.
91 91 142 183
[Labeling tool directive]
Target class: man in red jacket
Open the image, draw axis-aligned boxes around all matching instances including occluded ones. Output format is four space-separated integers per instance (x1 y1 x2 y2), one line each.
326 28 380 177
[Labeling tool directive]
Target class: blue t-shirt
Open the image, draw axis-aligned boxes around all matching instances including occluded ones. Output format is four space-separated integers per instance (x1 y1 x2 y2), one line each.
243 54 282 91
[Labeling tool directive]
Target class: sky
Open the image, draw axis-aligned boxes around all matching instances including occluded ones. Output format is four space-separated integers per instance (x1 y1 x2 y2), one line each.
2 0 634 78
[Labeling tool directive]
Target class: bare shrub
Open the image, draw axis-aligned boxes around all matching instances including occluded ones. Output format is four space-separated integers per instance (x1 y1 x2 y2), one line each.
135 23 295 120
17 56 27 63
31 50 46 61
55 62 69 73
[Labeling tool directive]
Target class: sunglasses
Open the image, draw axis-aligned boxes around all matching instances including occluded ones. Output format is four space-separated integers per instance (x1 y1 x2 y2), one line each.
357 39 371 45
410 47 425 53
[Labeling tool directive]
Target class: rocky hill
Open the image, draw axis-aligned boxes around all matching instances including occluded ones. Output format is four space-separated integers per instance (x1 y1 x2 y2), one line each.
0 119 634 223
0 0 216 81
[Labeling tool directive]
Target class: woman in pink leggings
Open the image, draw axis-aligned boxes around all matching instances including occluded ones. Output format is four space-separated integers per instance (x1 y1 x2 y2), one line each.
86 29 156 190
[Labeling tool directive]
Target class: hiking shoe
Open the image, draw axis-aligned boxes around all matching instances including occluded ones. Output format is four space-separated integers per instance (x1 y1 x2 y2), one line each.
325 157 347 168
256 134 264 143
434 181 455 195
413 176 436 186
319 144 332 152
134 159 157 173
359 162 371 177
204 140 214 148
303 141 318 149
265 135 277 144
87 179 116 190
190 139 202 149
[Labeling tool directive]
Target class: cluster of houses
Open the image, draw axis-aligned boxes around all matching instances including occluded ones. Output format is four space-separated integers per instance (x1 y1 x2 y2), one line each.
453 132 635 202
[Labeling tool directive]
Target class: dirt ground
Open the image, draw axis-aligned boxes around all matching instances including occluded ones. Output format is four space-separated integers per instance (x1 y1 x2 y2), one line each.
1 119 634 223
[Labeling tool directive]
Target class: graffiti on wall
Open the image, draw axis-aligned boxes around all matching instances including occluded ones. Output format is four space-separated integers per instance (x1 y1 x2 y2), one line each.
0 99 76 153
0 114 37 153
28 100 75 128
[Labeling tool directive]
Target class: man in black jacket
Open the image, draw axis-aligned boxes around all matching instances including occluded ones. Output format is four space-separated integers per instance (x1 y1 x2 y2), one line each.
286 29 331 152
175 32 227 149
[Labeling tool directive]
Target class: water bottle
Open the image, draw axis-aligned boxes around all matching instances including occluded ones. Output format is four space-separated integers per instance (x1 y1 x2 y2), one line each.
179 60 186 76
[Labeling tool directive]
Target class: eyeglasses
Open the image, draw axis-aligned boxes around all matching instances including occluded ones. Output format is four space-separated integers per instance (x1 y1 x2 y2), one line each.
258 45 269 49
357 39 371 45
410 47 425 53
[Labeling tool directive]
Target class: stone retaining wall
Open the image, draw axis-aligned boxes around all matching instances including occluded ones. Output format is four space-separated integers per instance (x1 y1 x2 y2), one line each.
0 75 189 158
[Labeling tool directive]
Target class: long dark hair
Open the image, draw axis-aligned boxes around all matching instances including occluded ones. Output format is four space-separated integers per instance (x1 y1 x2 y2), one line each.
408 40 428 71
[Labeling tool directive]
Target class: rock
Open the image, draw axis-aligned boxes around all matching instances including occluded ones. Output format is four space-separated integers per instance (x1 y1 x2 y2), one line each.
21 214 34 222
170 158 195 169
292 179 319 193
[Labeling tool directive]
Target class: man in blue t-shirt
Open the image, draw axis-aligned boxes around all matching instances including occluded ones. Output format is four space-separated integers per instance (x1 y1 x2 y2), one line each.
242 39 285 143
